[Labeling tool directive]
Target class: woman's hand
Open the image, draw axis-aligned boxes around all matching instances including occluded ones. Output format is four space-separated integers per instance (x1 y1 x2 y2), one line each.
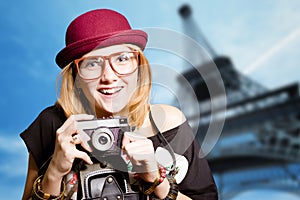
41 114 94 196
122 132 171 199
122 132 159 182
49 114 94 178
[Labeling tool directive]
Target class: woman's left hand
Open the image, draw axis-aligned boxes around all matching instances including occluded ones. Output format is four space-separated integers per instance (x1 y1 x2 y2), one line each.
122 132 159 182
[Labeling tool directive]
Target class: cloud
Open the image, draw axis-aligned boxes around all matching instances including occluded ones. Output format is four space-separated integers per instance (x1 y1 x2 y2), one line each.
244 27 300 74
0 132 28 176
202 1 300 89
0 133 25 153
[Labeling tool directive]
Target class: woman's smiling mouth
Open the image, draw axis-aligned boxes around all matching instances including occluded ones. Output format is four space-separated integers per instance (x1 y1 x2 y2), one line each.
98 87 123 95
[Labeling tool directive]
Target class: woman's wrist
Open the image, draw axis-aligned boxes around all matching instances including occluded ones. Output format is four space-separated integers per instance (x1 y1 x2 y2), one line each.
153 177 170 199
32 175 65 200
41 173 64 196
136 165 180 199
151 175 179 200
41 164 65 196
47 158 68 179
137 165 167 195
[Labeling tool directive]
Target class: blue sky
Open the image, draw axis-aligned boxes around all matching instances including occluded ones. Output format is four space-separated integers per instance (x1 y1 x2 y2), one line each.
0 0 300 199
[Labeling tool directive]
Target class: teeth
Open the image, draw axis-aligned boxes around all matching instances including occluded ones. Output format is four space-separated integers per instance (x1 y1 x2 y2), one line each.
99 88 121 95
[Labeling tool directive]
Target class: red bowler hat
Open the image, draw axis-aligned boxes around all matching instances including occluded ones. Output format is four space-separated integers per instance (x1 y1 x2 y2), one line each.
55 9 148 68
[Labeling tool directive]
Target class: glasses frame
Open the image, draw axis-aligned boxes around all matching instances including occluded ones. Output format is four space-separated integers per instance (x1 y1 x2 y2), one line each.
74 51 140 80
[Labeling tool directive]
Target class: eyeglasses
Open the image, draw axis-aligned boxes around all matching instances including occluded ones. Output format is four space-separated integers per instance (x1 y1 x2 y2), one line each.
74 51 139 80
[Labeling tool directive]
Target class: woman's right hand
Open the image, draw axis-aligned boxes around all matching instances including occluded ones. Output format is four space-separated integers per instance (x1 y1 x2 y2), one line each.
41 114 94 196
50 114 94 178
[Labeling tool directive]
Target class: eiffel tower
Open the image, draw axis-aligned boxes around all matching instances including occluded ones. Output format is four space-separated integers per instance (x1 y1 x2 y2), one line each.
177 4 300 199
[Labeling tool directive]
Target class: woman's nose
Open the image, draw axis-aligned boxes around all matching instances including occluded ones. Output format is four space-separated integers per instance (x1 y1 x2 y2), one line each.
100 61 118 82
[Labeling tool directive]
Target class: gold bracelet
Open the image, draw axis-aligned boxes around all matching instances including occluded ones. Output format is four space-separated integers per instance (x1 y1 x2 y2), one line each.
150 175 179 200
140 178 161 195
32 175 65 200
138 166 167 195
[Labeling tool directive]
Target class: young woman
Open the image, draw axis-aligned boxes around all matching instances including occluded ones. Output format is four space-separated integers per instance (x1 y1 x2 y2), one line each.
21 9 217 200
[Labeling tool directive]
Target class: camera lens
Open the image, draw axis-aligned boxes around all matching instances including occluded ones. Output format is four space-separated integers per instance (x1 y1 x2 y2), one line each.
99 135 108 145
92 128 114 151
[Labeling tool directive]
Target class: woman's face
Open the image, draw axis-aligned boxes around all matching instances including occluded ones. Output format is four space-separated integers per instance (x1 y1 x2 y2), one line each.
76 45 139 115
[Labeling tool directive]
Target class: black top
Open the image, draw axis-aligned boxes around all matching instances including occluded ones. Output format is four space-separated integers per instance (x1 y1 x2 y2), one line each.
20 105 218 199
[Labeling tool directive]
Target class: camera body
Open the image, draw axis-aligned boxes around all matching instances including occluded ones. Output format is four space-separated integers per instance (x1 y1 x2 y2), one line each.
78 117 130 158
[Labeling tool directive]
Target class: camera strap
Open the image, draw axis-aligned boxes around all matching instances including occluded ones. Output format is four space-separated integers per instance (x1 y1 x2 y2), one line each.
149 110 176 171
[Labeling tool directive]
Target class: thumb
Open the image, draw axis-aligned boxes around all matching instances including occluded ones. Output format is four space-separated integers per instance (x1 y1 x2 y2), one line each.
122 132 136 149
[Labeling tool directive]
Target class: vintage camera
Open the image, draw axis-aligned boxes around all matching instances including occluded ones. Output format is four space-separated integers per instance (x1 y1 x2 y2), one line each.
78 117 130 158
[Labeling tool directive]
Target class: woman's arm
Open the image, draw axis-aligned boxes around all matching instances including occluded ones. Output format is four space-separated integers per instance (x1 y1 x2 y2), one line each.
121 104 192 199
40 114 94 196
177 192 192 199
22 114 94 199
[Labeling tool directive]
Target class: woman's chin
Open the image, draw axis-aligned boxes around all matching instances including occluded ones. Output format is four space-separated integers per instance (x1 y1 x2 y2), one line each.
101 105 128 116
90 97 129 116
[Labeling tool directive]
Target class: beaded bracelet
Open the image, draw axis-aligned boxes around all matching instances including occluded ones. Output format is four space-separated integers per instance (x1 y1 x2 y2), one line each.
150 175 179 200
136 166 167 195
32 175 65 200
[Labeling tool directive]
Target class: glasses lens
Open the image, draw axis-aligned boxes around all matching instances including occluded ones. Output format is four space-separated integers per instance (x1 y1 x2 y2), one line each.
110 52 138 75
79 57 104 79
76 51 139 79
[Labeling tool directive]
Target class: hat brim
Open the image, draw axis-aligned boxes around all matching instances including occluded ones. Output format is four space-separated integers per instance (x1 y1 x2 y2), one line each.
56 29 148 68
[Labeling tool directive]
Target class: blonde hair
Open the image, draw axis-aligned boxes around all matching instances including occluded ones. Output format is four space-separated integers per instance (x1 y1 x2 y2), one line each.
56 47 152 128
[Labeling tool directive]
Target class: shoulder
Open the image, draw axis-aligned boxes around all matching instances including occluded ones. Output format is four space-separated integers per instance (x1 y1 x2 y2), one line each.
25 104 67 131
20 105 66 169
39 104 66 121
150 104 186 133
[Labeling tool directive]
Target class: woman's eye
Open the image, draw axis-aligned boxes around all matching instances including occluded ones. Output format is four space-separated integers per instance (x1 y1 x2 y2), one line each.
87 61 99 67
83 58 103 68
116 53 131 62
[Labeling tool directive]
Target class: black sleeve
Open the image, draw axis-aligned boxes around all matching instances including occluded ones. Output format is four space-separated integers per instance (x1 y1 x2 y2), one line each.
156 121 218 199
20 105 66 170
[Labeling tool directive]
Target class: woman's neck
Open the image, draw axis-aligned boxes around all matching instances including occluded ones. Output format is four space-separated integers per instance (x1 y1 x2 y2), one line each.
94 105 129 119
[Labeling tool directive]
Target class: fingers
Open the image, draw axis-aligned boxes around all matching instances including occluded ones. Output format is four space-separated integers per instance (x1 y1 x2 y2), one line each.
123 139 158 175
122 138 156 166
122 131 147 149
57 114 94 136
123 138 154 154
125 131 147 141
74 149 93 165
77 128 92 152
70 134 80 145
55 114 95 164
57 114 94 150
121 133 132 149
